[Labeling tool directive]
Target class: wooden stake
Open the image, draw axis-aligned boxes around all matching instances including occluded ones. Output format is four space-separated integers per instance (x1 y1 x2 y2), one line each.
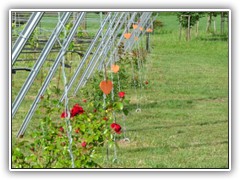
196 20 199 37
187 15 191 41
103 62 108 81
179 16 182 40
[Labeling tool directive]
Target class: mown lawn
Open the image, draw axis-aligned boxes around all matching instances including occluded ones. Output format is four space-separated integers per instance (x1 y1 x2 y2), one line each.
98 14 229 168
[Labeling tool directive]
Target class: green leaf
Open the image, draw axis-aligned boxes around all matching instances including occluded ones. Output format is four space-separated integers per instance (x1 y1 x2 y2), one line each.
103 129 108 134
93 135 99 141
124 99 130 104
123 108 129 116
68 42 74 51
113 102 124 111
80 124 86 132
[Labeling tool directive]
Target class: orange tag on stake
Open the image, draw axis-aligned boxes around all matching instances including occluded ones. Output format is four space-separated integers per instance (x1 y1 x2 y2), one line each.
146 28 153 33
139 27 144 31
111 64 120 73
124 33 131 39
133 24 138 29
99 80 113 95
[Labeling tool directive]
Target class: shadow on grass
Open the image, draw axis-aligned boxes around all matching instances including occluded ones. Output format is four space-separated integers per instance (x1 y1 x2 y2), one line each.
123 145 171 154
177 140 228 149
122 140 228 155
128 99 194 112
127 119 228 132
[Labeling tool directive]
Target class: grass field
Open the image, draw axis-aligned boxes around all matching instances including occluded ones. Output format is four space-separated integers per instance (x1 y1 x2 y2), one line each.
100 37 229 168
97 13 229 168
11 12 229 169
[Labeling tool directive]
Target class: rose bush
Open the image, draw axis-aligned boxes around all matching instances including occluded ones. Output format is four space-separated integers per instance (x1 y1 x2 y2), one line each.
12 75 129 168
12 42 140 168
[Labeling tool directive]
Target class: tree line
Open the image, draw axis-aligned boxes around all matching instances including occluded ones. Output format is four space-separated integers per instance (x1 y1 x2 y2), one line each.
177 12 228 41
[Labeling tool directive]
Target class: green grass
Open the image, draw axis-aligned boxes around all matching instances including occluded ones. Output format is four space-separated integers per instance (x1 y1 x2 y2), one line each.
96 14 229 168
11 12 229 169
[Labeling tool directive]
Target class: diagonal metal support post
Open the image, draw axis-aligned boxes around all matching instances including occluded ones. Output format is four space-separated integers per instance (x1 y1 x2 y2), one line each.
97 12 130 71
16 12 85 137
73 12 123 94
12 12 72 118
105 12 138 67
126 12 156 52
59 12 113 102
125 12 152 51
12 12 44 65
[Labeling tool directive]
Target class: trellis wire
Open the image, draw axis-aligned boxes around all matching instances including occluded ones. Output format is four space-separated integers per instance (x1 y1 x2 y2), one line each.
112 53 129 142
135 36 144 112
125 12 152 51
80 12 126 89
12 12 72 118
73 12 119 93
105 12 138 67
13 11 154 138
58 12 75 168
17 12 85 137
127 13 157 51
109 35 118 163
59 12 113 102
101 63 110 165
73 12 124 94
97 12 129 71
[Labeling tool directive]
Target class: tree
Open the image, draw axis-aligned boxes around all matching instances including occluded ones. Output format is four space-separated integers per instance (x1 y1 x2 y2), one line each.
177 12 202 41
194 12 205 36
220 12 228 35
206 12 218 33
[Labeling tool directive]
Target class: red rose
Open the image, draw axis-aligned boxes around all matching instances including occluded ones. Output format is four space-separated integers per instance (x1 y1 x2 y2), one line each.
110 123 122 134
75 128 80 133
61 111 68 118
103 117 108 121
70 104 84 117
59 126 64 133
81 141 87 148
118 91 125 98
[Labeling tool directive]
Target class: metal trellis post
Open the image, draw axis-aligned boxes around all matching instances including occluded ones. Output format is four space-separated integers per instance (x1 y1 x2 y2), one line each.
12 12 72 118
16 12 85 137
12 12 44 65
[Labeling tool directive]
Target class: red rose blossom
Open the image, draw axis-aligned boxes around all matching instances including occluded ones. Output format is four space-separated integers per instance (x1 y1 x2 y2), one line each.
118 91 125 98
61 111 69 118
59 126 64 133
110 123 122 134
70 104 84 117
103 117 108 121
75 128 80 133
81 141 87 148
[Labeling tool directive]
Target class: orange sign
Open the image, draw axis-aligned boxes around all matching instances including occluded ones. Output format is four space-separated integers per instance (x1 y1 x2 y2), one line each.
111 64 120 73
133 24 138 29
99 80 113 95
124 33 131 39
146 28 153 33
